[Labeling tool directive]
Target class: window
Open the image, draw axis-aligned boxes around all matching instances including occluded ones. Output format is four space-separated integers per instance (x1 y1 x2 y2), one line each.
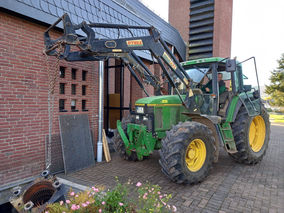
59 83 65 94
60 66 65 78
82 85 86 96
71 84 76 95
59 99 66 112
71 99 77 111
82 70 87 81
72 68 77 80
82 100 87 111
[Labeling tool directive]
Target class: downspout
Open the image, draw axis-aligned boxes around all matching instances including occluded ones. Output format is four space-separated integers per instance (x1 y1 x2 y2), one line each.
97 60 104 162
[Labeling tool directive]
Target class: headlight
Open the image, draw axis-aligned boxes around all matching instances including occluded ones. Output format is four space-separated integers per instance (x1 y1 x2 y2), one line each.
136 106 144 114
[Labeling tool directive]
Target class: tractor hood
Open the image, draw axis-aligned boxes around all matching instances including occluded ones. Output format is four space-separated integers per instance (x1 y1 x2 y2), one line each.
135 95 184 106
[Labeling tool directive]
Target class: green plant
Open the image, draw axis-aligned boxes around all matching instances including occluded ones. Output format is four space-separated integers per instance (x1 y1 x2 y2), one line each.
135 181 175 213
93 178 132 213
45 179 177 213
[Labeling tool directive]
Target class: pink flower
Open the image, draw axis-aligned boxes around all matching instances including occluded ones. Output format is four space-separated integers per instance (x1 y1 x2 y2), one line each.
136 182 142 187
75 194 79 197
162 201 166 206
172 205 177 212
45 211 49 213
59 201 64 205
99 209 102 213
119 202 124 206
92 186 99 192
151 188 154 191
159 195 163 199
70 191 75 196
157 191 161 195
77 205 80 209
86 201 90 205
82 203 87 207
102 201 106 205
71 204 77 210
66 200 71 204
143 193 148 199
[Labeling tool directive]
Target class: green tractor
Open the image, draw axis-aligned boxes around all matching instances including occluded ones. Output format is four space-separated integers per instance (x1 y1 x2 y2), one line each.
43 14 270 184
114 57 270 184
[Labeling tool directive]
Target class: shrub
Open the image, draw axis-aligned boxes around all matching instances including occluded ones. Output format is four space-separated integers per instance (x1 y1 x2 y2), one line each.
46 178 177 213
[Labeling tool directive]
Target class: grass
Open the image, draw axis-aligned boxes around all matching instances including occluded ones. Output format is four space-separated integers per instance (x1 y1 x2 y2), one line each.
269 114 284 123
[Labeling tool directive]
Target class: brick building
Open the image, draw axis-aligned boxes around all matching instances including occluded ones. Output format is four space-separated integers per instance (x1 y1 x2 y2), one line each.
0 0 186 192
169 0 233 59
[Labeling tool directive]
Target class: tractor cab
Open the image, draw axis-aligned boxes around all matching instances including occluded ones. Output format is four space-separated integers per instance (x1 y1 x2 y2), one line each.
180 57 262 118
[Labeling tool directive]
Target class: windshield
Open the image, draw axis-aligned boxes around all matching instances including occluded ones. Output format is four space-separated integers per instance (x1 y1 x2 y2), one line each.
185 68 210 83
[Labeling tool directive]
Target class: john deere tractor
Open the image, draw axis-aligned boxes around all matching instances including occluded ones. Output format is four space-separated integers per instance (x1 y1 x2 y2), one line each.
44 14 270 184
114 57 270 184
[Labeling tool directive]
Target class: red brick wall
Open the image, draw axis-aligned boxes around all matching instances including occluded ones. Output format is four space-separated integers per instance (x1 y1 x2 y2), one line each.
169 0 190 43
213 0 233 57
0 11 100 186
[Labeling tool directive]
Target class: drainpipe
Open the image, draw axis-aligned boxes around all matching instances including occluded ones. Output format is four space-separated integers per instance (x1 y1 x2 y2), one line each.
97 60 104 162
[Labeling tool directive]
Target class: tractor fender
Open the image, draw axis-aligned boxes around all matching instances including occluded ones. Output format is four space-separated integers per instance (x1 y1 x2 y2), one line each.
231 99 243 122
225 96 243 123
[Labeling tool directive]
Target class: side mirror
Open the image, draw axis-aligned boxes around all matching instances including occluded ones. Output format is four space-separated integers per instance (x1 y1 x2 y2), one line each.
243 85 252 92
226 59 236 72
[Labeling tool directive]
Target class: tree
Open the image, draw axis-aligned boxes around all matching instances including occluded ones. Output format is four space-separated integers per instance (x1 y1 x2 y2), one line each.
265 54 284 106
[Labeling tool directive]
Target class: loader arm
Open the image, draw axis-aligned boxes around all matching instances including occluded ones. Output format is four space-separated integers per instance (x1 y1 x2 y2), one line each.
44 13 193 105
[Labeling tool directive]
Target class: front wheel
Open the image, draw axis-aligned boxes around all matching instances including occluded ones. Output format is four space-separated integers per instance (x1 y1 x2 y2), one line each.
230 106 270 164
113 114 140 161
159 121 215 184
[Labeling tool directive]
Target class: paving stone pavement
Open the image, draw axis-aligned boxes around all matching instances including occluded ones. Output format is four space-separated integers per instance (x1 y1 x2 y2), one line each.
59 124 284 212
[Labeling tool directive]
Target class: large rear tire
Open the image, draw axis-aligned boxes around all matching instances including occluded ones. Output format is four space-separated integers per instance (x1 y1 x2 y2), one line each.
159 121 215 184
230 106 270 164
113 114 140 161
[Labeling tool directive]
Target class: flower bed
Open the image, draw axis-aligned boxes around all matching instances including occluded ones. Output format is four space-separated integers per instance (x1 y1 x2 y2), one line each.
46 178 177 213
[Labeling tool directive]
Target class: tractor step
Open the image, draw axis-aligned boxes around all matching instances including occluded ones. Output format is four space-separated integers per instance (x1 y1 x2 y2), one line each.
218 123 237 153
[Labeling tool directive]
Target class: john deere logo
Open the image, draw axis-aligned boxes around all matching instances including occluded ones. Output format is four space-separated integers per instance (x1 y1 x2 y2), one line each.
162 52 177 70
126 40 143 47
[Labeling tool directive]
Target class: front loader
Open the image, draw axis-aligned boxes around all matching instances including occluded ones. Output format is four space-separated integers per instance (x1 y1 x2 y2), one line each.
44 14 270 184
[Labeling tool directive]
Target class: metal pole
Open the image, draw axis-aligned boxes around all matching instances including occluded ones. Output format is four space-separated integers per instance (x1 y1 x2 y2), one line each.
120 60 124 120
106 60 109 136
97 60 104 162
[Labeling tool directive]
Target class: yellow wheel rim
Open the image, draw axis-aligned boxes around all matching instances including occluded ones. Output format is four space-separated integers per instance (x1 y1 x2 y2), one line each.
185 139 206 172
249 115 266 152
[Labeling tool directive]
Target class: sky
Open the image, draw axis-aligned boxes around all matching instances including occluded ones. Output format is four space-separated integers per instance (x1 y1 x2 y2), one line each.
139 0 284 87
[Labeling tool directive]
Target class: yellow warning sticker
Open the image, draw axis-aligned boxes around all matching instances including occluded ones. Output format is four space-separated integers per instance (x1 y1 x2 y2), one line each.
162 52 177 70
126 39 143 47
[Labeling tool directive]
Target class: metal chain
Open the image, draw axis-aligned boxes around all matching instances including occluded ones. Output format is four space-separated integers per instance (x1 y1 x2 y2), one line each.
44 45 63 170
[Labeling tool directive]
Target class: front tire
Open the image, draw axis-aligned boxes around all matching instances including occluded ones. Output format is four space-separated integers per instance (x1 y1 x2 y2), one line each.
230 106 270 164
113 114 140 161
159 121 215 184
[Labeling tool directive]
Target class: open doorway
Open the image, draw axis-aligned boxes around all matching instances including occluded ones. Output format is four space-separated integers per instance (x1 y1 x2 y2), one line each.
104 59 131 138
